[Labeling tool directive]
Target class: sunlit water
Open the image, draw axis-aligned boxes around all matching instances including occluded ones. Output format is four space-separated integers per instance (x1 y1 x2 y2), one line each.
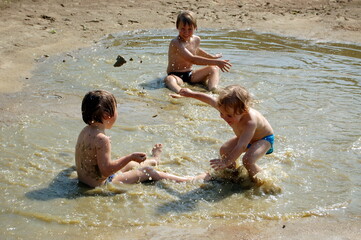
1 29 360 239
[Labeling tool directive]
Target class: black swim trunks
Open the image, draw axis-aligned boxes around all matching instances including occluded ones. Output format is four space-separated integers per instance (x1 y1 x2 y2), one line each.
168 71 193 83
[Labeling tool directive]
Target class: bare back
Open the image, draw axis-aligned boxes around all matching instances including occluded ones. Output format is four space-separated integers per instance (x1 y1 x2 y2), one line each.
166 35 200 73
75 126 107 187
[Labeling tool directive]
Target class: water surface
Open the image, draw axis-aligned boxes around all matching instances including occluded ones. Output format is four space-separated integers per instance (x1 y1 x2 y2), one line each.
1 29 360 239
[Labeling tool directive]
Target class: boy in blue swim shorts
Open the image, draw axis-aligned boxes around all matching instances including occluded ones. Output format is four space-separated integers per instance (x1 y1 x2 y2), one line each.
172 85 275 183
164 11 232 93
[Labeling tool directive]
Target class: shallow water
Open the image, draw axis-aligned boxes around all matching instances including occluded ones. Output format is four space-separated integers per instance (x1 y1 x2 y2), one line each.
1 29 360 239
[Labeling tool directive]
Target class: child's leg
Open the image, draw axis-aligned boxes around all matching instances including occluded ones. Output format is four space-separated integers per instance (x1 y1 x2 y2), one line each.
113 166 208 184
219 136 239 169
164 75 183 93
121 144 162 172
139 143 162 167
120 161 140 172
191 66 219 91
114 144 209 184
242 140 271 179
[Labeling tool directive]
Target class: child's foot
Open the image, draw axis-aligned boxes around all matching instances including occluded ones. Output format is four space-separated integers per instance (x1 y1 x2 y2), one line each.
151 143 163 163
152 143 162 158
192 172 212 182
141 144 163 167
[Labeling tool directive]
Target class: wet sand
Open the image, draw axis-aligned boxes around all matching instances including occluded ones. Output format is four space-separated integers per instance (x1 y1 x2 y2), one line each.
119 218 361 239
1 0 360 239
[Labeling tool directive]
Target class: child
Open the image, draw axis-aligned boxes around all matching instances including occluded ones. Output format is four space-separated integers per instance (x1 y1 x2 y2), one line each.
75 90 208 187
172 85 274 182
164 10 232 93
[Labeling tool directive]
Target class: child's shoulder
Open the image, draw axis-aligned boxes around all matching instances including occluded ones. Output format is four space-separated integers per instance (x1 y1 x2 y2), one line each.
191 35 201 46
249 107 261 116
95 131 108 141
192 34 200 40
170 37 180 43
169 37 182 47
249 108 267 120
82 126 108 141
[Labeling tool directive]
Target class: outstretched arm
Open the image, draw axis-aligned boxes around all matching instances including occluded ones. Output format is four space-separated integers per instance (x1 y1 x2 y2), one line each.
172 88 218 108
196 48 222 59
176 41 232 72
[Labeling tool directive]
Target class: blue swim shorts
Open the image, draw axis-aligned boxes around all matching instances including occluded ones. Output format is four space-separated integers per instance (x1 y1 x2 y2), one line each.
247 134 274 154
105 174 115 184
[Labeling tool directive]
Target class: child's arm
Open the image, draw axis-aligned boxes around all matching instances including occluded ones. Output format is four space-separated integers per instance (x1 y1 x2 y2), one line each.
196 48 222 59
210 121 256 170
178 88 218 108
96 134 146 177
176 41 231 72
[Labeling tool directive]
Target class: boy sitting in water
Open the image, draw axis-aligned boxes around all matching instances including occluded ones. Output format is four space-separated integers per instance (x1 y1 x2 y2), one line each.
164 10 232 93
171 85 274 182
75 90 208 187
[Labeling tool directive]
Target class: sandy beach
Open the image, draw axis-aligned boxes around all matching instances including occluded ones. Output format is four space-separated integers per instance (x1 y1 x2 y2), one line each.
1 0 360 93
1 0 360 239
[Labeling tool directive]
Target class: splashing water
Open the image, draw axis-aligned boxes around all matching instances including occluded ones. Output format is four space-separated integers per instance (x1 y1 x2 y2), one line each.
0 29 360 239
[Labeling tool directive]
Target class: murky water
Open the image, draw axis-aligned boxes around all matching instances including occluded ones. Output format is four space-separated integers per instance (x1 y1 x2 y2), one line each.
1 29 360 239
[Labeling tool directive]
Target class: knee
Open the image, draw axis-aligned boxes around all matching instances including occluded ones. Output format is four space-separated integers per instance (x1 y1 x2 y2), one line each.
219 145 227 158
127 161 140 169
142 159 157 167
164 75 175 86
209 66 219 75
139 166 160 180
140 166 155 174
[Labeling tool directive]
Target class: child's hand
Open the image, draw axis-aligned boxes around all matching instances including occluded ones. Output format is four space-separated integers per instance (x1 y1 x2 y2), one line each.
210 158 233 170
169 88 193 98
214 53 222 59
131 152 147 163
217 60 232 72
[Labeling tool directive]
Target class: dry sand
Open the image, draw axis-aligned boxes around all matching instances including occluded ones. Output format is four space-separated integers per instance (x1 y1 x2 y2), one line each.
1 0 360 93
1 0 360 239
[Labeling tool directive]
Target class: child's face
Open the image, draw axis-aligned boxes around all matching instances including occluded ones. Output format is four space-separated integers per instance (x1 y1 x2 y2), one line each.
219 106 242 126
177 22 195 41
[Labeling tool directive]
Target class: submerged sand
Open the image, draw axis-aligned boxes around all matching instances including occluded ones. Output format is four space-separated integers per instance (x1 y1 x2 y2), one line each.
0 0 360 239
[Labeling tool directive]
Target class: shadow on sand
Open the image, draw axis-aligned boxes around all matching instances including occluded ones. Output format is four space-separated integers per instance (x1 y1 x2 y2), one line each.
25 166 126 201
155 180 252 215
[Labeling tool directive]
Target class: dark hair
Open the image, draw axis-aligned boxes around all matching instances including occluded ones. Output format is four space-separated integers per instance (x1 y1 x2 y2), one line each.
81 90 117 125
217 85 252 114
176 10 197 29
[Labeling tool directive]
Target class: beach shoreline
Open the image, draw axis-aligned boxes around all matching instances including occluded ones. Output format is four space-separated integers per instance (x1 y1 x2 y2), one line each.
1 0 360 93
1 0 360 239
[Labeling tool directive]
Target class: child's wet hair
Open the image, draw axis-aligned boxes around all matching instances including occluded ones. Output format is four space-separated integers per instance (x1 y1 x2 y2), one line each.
217 85 253 114
176 10 197 29
81 90 117 125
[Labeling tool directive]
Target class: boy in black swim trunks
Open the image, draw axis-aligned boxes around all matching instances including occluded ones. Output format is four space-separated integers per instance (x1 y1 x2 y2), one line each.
164 10 232 93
